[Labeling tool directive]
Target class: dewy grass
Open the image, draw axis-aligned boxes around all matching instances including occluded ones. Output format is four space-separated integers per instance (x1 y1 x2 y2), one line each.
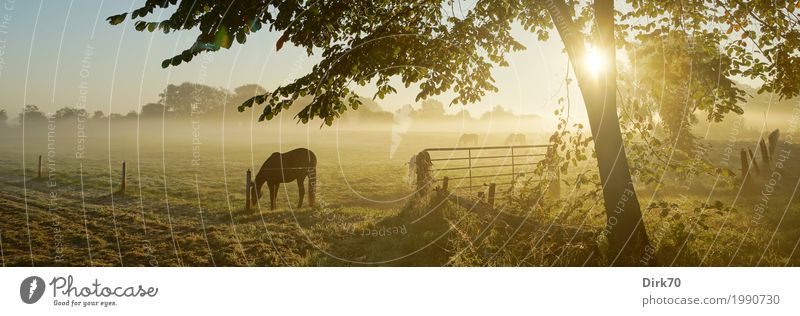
0 120 798 266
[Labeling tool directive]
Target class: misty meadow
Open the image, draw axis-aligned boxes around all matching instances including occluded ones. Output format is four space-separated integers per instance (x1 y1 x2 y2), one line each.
0 0 799 267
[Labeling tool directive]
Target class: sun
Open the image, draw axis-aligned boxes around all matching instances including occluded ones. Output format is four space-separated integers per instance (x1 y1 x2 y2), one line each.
584 46 605 77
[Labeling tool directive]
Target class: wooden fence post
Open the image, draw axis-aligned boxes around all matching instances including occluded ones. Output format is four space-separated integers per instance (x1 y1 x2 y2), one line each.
467 149 472 193
740 149 750 185
748 149 760 175
510 147 515 182
246 169 252 211
487 183 496 209
759 138 771 167
37 155 42 178
768 129 780 155
442 176 449 192
415 151 432 195
120 161 127 193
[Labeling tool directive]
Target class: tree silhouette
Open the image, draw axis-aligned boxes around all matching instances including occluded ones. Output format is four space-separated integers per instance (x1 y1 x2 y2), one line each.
0 109 8 128
480 105 515 121
140 102 167 118
412 99 446 120
158 82 229 117
221 84 269 119
91 110 105 121
53 107 89 121
18 105 47 125
109 0 800 265
232 84 268 107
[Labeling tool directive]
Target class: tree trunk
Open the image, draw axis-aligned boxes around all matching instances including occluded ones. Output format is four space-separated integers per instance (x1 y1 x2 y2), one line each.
544 0 650 265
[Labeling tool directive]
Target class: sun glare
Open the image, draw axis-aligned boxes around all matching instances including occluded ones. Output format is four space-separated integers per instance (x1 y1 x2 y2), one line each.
585 47 605 77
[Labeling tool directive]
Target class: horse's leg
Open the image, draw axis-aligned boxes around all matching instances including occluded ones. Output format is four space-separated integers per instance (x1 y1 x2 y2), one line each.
308 168 316 207
253 180 266 207
269 183 278 210
296 176 306 208
251 183 259 207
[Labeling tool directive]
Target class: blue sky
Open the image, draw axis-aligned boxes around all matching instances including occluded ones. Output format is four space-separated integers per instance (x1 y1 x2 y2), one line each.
0 1 576 121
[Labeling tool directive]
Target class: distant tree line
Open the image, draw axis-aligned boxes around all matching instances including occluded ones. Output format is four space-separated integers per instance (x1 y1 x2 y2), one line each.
0 83 540 128
0 83 272 127
406 99 541 122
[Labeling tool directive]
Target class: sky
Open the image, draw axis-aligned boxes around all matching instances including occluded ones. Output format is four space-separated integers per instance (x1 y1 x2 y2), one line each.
0 1 579 122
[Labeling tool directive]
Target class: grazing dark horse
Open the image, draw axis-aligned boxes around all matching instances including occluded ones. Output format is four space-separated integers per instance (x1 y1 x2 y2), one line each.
458 133 479 146
251 148 317 210
505 133 527 146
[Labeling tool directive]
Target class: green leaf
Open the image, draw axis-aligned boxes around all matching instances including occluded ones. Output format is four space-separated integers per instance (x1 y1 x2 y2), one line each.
135 21 147 32
107 13 127 25
241 98 255 110
216 28 233 49
181 50 193 63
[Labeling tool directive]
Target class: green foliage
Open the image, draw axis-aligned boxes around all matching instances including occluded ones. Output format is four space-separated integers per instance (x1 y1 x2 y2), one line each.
616 77 738 187
627 30 746 146
107 0 545 125
109 1 800 128
622 1 800 99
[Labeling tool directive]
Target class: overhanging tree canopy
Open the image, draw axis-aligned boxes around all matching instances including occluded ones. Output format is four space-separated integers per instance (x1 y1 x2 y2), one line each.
109 0 800 265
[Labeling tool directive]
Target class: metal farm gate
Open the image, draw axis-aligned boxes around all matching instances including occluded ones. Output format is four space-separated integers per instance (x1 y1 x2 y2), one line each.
413 144 560 208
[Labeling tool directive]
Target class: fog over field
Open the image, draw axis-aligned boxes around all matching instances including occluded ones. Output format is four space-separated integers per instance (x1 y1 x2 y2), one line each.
1 84 799 267
1 0 799 269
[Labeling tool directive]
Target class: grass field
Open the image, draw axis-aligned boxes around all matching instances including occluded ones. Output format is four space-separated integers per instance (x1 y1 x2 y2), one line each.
0 119 549 266
0 119 799 266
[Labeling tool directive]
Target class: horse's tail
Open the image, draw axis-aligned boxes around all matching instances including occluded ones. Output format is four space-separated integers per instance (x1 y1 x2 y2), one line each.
250 169 262 207
308 165 317 207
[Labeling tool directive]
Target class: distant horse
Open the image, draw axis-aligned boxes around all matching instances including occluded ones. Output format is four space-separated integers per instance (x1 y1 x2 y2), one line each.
251 148 317 210
458 133 479 146
505 133 527 146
